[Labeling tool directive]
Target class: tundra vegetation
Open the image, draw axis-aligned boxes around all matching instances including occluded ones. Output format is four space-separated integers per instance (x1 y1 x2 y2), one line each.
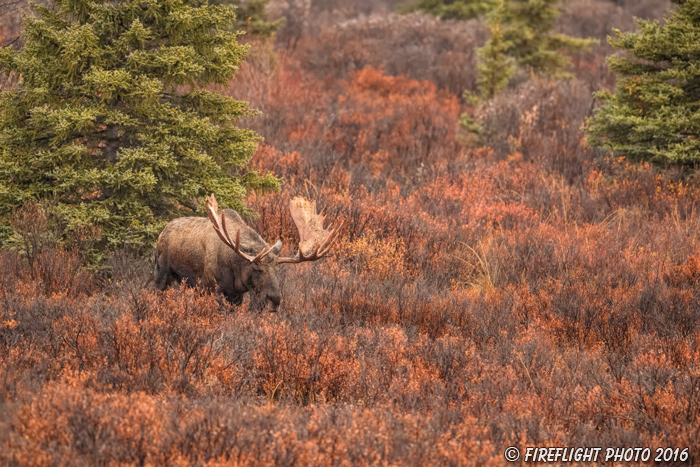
1 0 700 465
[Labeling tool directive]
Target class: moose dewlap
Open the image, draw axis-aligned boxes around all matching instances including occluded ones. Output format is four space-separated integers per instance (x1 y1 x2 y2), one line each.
155 195 343 312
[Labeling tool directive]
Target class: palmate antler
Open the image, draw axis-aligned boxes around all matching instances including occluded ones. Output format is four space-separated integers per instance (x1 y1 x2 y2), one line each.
206 194 276 263
277 197 344 264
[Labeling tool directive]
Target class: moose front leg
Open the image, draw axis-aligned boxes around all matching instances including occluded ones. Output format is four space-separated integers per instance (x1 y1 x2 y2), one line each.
223 291 243 306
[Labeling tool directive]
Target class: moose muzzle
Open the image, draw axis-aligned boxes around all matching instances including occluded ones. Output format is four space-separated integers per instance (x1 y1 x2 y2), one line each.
264 292 281 313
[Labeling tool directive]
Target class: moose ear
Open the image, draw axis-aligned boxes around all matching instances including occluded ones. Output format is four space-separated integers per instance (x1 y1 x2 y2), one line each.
271 238 283 256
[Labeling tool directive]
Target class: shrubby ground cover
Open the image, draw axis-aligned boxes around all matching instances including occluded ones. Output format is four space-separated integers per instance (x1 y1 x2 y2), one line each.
1 0 699 465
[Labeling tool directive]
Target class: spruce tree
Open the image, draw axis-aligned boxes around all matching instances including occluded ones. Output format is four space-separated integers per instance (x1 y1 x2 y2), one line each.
402 0 498 20
587 0 700 164
213 0 283 37
413 0 596 98
460 0 593 145
459 18 515 144
477 22 516 98
0 0 278 249
497 0 597 76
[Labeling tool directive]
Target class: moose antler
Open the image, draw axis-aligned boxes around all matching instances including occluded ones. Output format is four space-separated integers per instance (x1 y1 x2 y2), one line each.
277 197 344 264
205 194 275 263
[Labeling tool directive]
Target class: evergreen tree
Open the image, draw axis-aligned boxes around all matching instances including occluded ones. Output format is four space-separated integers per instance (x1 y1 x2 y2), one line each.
401 0 498 21
460 0 593 144
459 18 514 144
213 0 283 38
413 0 596 98
477 22 516 99
0 0 278 249
497 0 597 76
587 0 700 164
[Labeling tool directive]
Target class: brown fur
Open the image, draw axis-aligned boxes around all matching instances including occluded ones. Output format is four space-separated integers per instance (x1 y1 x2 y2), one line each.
155 209 282 312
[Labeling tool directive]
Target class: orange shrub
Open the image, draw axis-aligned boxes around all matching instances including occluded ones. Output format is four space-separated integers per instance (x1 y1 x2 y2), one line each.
3 2 700 463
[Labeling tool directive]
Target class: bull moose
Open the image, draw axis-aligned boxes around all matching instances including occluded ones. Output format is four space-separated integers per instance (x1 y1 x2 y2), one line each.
155 194 343 312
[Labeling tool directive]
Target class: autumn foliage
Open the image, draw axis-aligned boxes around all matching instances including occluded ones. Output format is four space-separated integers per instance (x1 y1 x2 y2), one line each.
1 0 699 465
